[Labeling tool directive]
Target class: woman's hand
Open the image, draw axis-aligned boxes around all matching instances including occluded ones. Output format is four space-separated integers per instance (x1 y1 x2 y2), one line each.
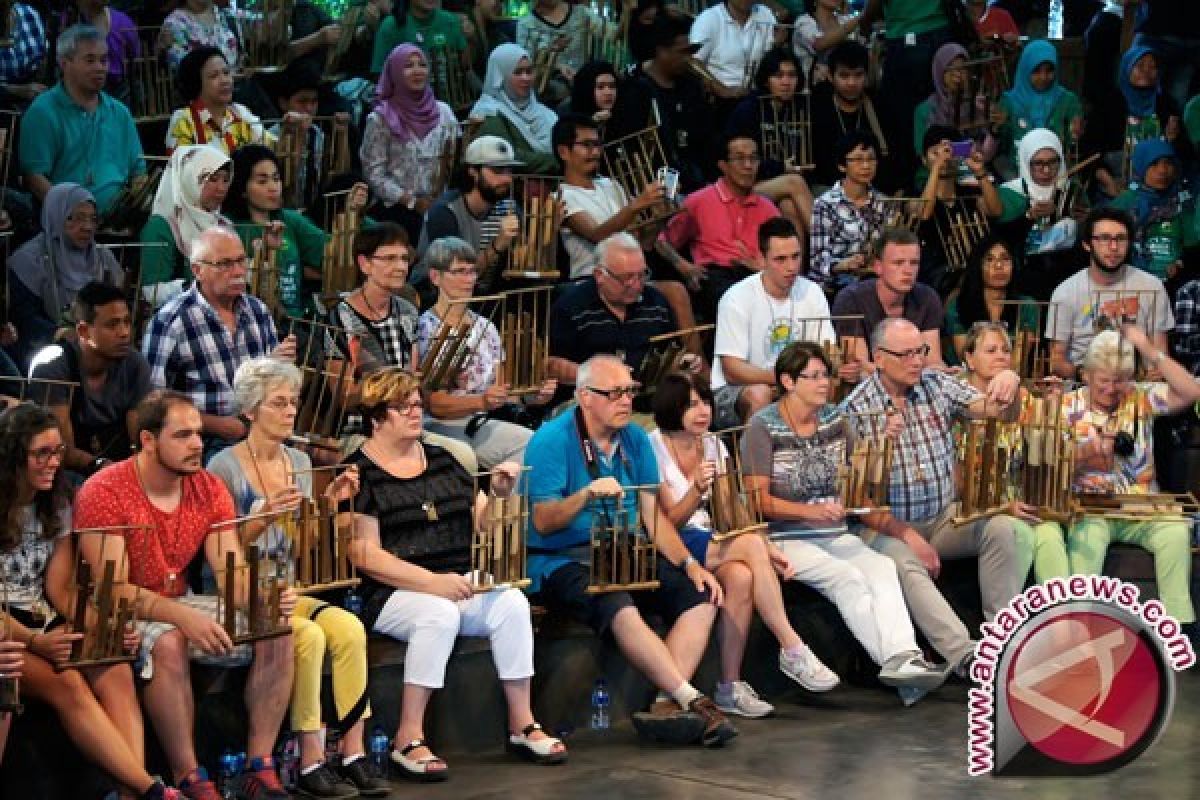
1007 500 1043 525
279 588 298 620
491 461 521 496
482 382 509 411
348 182 370 213
803 500 845 525
266 486 305 515
768 543 795 580
325 465 360 503
526 378 557 407
428 572 474 602
29 628 84 666
0 639 24 677
684 562 724 606
693 460 717 494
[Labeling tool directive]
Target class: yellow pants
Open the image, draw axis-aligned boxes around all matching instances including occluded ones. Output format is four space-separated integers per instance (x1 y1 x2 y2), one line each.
291 595 372 733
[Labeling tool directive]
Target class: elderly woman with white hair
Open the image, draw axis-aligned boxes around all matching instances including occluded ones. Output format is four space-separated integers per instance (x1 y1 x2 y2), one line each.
416 236 557 470
1064 326 1200 626
207 357 390 798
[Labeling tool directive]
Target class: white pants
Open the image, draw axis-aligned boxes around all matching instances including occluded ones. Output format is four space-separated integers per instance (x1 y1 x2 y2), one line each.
777 534 920 666
372 586 534 689
424 416 532 471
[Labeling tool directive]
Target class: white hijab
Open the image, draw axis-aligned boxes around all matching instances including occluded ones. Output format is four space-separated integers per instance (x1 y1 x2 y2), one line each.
469 43 557 153
1002 128 1067 205
152 145 233 256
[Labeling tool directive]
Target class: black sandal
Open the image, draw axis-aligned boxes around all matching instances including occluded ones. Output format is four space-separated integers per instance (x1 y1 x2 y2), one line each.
506 722 568 765
392 738 450 782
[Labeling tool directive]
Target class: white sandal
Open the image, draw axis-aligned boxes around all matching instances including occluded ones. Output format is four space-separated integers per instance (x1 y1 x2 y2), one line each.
391 738 449 782
506 722 568 765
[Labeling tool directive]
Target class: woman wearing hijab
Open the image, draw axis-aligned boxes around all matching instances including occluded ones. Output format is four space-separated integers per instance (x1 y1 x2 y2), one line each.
995 39 1083 159
912 43 998 164
1110 139 1200 282
472 43 559 175
6 184 122 367
994 128 1088 300
361 43 460 243
138 145 233 305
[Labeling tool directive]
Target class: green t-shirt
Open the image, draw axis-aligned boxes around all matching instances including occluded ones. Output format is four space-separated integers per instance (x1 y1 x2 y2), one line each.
371 10 468 74
138 214 191 286
884 0 948 39
1109 188 1200 281
996 89 1084 162
232 209 329 318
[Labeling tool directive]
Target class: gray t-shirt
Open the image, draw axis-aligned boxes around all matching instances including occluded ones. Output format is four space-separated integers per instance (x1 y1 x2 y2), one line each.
29 339 152 460
741 403 853 540
1048 266 1175 366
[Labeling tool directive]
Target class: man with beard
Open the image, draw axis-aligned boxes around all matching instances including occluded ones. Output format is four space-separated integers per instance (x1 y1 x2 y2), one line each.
1048 208 1175 381
525 354 735 747
29 282 152 475
415 136 523 296
73 390 297 800
143 227 296 459
808 41 894 192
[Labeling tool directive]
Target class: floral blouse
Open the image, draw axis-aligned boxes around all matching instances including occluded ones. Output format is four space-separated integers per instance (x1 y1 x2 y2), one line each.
1063 383 1169 494
416 308 503 396
359 104 459 207
161 8 240 71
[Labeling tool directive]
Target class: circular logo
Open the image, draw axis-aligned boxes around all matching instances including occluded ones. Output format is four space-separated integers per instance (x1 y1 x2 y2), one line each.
1004 610 1166 767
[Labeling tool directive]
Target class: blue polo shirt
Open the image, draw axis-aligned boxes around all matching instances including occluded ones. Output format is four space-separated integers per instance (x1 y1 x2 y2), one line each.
525 409 660 591
19 84 146 215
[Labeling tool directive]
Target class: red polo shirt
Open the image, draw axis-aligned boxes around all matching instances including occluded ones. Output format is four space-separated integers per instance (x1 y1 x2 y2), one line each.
659 178 781 270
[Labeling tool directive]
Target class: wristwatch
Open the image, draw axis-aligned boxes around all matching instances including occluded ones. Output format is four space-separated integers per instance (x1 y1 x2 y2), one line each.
680 554 697 571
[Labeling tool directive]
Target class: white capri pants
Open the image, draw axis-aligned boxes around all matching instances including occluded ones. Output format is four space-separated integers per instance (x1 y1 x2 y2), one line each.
777 533 921 666
372 586 535 689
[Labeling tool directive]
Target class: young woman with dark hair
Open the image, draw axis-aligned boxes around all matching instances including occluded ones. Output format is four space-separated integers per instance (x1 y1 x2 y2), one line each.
944 234 1038 361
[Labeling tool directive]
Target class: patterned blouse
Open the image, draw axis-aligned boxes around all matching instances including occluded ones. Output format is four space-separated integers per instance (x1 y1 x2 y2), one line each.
0 506 69 611
359 105 459 208
416 309 503 396
161 7 241 71
166 101 272 156
1062 383 1169 494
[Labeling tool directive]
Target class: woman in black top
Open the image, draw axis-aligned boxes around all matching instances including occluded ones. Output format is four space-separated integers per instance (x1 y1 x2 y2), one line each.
345 368 566 781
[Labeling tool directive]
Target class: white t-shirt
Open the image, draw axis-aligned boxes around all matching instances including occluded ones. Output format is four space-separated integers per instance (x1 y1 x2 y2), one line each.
690 3 776 90
1048 266 1174 365
711 273 836 389
648 429 728 531
561 177 630 278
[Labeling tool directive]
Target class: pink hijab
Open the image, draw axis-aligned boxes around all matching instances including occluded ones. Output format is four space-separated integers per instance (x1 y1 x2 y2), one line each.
375 43 441 142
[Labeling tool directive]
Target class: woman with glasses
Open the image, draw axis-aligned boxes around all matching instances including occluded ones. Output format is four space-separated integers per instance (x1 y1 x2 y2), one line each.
944 235 1038 362
139 145 233 306
808 129 888 294
956 322 1066 583
471 43 559 175
1063 327 1200 626
345 368 567 781
6 183 122 369
362 44 461 243
207 358 390 798
0 404 184 799
416 237 556 471
741 342 950 704
649 371 838 718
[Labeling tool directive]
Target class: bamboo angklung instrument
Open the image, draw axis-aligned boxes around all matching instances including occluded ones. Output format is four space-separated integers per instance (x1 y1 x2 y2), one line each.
100 166 165 235
839 410 893 514
0 574 20 713
319 188 360 301
238 0 294 73
325 2 366 76
285 315 355 443
504 175 563 279
758 91 813 171
948 55 1006 132
1020 391 1075 522
953 417 1012 524
8 376 80 410
275 120 305 209
584 6 631 72
600 126 679 231
63 529 144 668
496 285 552 394
935 204 990 272
277 494 360 594
470 468 532 591
322 115 352 179
417 294 501 391
245 231 282 319
211 516 291 644
634 324 714 395
587 485 660 594
880 195 925 234
705 431 768 543
427 41 474 111
127 28 173 121
1002 300 1057 382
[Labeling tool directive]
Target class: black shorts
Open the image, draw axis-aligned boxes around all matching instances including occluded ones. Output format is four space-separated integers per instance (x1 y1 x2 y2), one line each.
536 558 712 638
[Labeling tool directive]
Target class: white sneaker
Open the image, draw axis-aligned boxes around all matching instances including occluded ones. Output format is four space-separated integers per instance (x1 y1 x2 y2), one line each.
878 651 950 691
779 646 840 692
713 680 774 718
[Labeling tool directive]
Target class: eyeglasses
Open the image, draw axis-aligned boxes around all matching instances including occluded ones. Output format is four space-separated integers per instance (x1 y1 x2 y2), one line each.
444 266 479 277
194 255 248 271
794 370 832 381
573 139 603 150
29 444 67 465
368 254 410 268
1091 234 1130 246
598 266 650 287
877 343 931 361
262 397 299 411
388 400 425 415
1029 157 1062 170
585 384 641 400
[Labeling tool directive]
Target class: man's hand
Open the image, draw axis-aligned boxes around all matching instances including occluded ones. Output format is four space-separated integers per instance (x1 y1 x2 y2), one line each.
320 23 342 46
495 214 520 251
428 572 474 602
482 382 510 411
491 461 521 496
282 111 312 132
834 254 866 274
634 181 666 211
29 628 83 666
527 378 557 406
175 605 235 656
803 500 845 525
901 528 940 578
685 562 724 606
586 477 624 500
122 623 142 655
272 333 298 362
676 260 705 291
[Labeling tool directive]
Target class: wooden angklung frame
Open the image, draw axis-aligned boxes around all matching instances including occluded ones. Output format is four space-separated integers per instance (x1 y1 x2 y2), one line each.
209 516 292 644
104 241 172 340
237 227 282 319
1002 300 1057 382
946 54 1007 132
584 6 631 72
705 428 767 544
100 162 166 236
1021 391 1075 523
633 324 713 396
237 0 294 73
1072 491 1200 522
494 285 552 394
587 485 660 594
953 417 1012 525
320 188 360 301
840 411 892 514
470 468 531 592
127 27 173 122
285 315 356 448
601 126 680 231
935 203 990 273
63 527 142 668
0 376 79 411
324 1 366 77
503 175 564 280
427 41 474 113
0 110 15 227
417 297 485 393
880 195 925 234
758 91 813 172
276 489 360 594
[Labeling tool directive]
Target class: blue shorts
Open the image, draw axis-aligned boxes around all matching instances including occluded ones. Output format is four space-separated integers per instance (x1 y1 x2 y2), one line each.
679 525 713 567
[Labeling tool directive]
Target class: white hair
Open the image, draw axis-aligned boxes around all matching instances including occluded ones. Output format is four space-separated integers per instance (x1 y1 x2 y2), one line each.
189 225 242 265
1082 330 1136 379
233 357 303 414
575 354 629 395
594 232 642 271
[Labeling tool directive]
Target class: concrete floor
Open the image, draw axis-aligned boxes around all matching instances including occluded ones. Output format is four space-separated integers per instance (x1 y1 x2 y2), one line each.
376 669 1200 800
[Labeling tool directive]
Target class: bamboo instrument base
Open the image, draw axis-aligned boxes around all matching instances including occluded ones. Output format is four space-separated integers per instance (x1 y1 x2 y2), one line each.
58 653 135 672
294 578 361 596
709 522 768 543
231 624 293 646
471 578 533 593
586 580 660 595
502 269 560 280
951 505 1009 527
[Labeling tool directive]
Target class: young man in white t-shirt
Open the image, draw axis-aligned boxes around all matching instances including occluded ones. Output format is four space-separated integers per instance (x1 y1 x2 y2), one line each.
554 113 664 278
711 217 862 429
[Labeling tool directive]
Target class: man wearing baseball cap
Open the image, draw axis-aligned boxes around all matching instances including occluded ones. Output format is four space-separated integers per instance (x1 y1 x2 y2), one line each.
415 135 524 297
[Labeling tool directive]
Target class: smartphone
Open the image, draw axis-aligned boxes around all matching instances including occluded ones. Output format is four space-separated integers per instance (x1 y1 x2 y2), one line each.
950 140 973 159
657 166 680 201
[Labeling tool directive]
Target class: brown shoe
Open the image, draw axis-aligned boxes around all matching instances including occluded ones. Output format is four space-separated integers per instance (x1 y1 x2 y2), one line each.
688 695 738 747
631 698 705 744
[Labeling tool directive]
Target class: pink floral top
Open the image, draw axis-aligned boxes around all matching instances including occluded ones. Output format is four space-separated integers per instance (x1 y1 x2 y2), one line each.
161 8 240 71
1062 383 1169 494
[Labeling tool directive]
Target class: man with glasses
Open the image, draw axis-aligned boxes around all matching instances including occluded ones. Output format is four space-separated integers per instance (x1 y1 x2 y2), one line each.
554 113 665 279
415 135 523 298
657 131 782 323
525 354 736 747
843 318 1033 678
1048 207 1174 381
143 227 297 460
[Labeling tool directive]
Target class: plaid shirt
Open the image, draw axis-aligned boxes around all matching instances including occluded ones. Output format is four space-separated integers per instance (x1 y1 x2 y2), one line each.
142 286 279 417
0 4 46 84
808 182 887 290
842 369 980 522
1175 279 1200 375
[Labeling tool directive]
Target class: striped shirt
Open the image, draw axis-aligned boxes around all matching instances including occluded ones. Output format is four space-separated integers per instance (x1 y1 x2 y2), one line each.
842 369 979 522
0 3 45 84
548 277 676 373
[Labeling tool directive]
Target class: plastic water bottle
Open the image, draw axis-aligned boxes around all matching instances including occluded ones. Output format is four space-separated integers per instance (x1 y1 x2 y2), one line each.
344 589 363 616
590 679 610 730
280 734 300 790
369 726 390 778
233 750 246 778
218 749 238 799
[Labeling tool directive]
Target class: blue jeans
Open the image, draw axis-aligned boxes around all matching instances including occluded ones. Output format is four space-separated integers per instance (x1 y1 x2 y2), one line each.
1132 33 1200 112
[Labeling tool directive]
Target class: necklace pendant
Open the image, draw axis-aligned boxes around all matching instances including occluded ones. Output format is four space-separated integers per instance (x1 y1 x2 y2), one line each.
422 500 439 522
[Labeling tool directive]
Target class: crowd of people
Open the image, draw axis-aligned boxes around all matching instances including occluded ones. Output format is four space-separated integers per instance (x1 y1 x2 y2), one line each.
3 0 1200 798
